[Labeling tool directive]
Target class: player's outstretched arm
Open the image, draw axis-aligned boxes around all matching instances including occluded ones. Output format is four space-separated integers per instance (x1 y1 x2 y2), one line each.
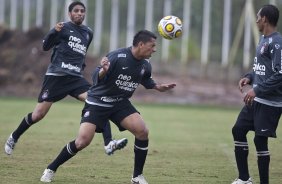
154 83 176 92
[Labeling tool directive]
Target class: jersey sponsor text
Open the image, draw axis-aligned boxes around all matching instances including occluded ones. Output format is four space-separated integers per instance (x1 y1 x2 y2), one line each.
115 74 139 91
68 36 87 55
61 62 81 72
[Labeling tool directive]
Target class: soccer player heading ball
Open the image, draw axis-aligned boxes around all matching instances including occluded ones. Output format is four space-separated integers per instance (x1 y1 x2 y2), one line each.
40 29 176 183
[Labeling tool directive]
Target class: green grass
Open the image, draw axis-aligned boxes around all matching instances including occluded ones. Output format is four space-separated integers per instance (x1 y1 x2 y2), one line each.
1 98 282 184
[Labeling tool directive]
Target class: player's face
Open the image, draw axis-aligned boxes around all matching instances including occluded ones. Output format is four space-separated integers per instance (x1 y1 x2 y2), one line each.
256 9 264 33
139 38 157 59
69 5 85 25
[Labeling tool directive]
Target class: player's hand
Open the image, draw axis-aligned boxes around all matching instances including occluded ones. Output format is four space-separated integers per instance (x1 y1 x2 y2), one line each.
155 83 176 92
238 77 250 93
100 57 110 72
98 57 110 79
55 22 64 32
243 88 256 106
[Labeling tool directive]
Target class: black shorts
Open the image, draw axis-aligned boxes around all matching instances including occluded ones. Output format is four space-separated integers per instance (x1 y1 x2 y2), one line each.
80 99 139 132
235 101 282 138
38 75 91 102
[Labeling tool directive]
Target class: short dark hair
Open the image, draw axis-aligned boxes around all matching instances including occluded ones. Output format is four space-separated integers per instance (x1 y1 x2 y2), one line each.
260 4 279 26
133 30 157 46
68 1 85 12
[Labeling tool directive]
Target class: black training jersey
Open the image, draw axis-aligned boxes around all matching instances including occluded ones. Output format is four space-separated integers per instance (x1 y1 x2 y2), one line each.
86 47 156 107
43 21 93 77
245 32 282 106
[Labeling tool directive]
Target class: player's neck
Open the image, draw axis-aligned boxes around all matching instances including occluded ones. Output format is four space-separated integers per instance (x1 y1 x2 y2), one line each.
263 26 277 36
131 47 143 60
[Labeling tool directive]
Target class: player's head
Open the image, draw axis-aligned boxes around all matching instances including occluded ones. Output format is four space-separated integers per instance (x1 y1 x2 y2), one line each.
132 30 157 59
133 30 157 46
257 4 279 27
68 1 86 25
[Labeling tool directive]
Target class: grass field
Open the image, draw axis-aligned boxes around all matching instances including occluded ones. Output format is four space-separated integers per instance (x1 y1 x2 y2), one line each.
1 98 282 184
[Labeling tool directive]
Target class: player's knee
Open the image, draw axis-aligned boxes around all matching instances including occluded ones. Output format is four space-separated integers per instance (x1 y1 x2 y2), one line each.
135 127 149 140
232 125 247 140
253 136 268 151
75 137 91 150
32 111 46 122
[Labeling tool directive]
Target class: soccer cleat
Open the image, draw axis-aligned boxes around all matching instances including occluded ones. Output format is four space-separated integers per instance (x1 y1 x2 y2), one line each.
40 169 55 183
4 133 17 155
131 174 148 184
231 177 252 184
104 138 128 155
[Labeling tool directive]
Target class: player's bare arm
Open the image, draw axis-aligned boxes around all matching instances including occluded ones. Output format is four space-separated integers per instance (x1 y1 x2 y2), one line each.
154 83 176 92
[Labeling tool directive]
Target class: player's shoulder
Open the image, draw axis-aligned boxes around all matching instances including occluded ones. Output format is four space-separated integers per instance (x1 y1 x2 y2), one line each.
86 26 93 33
268 32 282 50
108 47 129 58
271 32 282 43
143 59 152 70
144 59 151 64
79 24 93 33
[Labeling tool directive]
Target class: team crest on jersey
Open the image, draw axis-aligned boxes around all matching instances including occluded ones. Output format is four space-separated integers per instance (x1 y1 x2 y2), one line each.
275 44 280 49
84 111 90 118
42 90 49 99
260 42 269 54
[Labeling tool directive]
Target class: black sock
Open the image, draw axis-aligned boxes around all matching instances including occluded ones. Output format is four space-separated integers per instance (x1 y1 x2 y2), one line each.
234 141 250 181
48 140 79 172
102 121 112 146
133 138 148 177
12 113 33 141
257 153 270 184
232 126 250 181
254 136 269 184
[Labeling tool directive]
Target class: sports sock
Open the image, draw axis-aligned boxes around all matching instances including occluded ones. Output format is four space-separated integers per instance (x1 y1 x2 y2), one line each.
234 141 250 181
133 138 148 177
232 126 250 181
102 121 112 146
48 140 79 172
254 136 269 184
12 113 33 141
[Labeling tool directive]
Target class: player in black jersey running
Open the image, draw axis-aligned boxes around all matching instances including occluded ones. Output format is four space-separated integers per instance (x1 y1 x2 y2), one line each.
231 4 282 184
4 1 127 157
40 30 176 183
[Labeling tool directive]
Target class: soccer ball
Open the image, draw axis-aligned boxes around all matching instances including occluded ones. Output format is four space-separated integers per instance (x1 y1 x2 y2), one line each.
158 15 182 40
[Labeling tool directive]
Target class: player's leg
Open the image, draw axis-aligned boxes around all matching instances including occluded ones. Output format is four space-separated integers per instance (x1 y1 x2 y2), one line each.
77 91 127 155
40 122 96 182
253 102 282 184
5 75 69 155
4 102 53 155
121 113 149 184
254 136 269 184
231 105 254 183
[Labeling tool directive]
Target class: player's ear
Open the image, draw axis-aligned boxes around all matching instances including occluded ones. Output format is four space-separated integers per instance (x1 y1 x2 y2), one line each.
262 16 267 23
138 41 144 48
